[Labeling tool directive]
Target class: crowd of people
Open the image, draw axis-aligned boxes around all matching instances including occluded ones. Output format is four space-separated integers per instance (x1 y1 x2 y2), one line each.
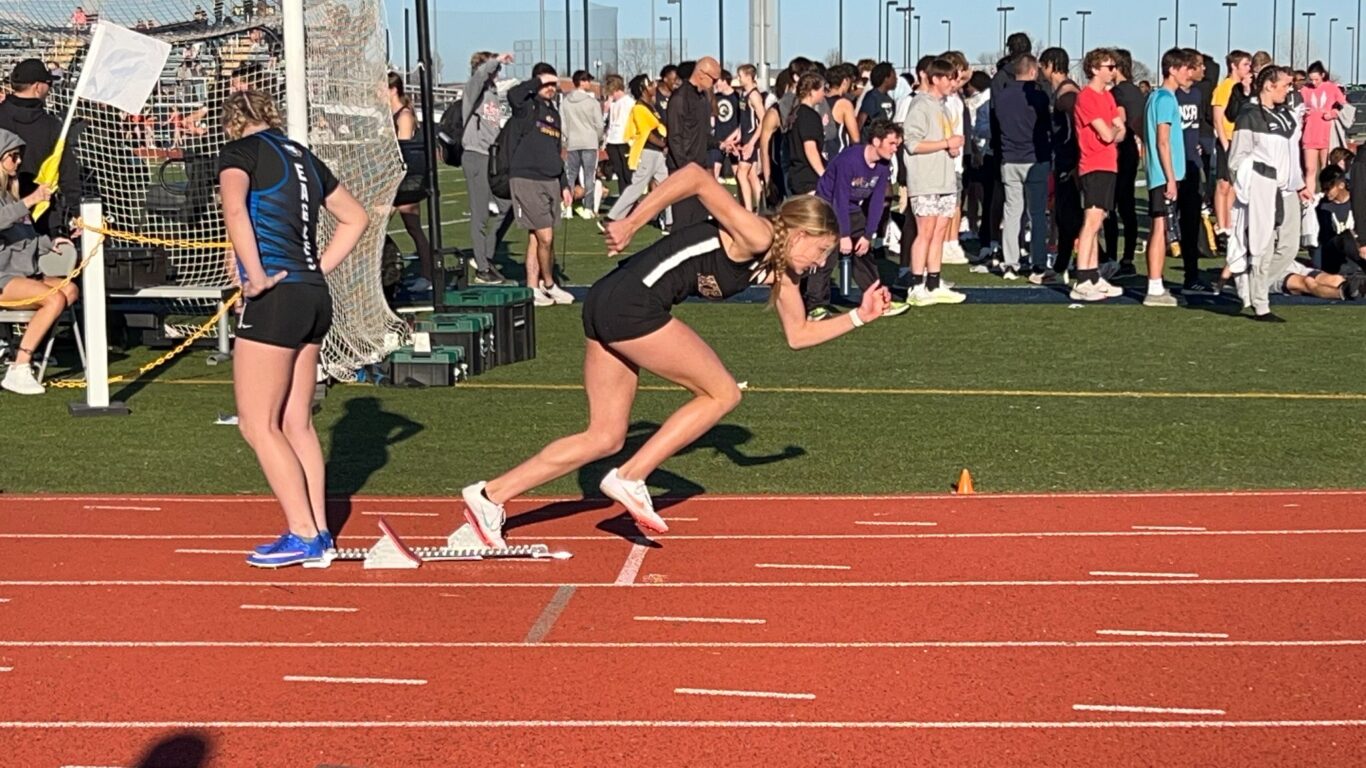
453 35 1366 319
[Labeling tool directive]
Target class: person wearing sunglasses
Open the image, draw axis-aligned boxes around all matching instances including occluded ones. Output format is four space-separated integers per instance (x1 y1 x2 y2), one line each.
665 56 738 229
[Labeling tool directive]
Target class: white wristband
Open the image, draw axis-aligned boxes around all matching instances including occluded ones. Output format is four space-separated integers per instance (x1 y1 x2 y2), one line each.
849 310 866 328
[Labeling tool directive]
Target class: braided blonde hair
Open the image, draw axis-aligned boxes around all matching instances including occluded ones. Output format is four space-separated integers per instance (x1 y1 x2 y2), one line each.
761 195 839 307
223 90 283 140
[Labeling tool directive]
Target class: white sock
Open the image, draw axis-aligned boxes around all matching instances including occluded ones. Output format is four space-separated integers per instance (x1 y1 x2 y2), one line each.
1148 278 1165 296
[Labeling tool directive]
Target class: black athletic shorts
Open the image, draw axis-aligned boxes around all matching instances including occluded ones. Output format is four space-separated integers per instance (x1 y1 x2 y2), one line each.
1215 142 1231 183
236 282 333 349
1148 186 1176 218
581 269 672 344
1079 171 1117 212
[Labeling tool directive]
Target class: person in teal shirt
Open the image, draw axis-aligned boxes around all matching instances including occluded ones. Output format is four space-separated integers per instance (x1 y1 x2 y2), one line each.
1142 48 1199 306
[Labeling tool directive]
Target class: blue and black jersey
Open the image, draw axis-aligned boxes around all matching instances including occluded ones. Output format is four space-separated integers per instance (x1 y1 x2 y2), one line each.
218 128 340 286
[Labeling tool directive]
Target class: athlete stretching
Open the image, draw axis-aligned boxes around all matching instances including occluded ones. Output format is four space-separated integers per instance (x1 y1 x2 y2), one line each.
459 164 892 544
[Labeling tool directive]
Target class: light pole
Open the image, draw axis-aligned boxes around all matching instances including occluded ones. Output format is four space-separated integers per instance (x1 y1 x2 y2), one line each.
1223 2 1237 54
1356 0 1361 85
943 18 952 49
915 14 923 62
1190 22 1198 51
1174 0 1181 45
897 4 913 69
667 0 683 60
885 1 898 64
718 0 724 66
1076 9 1091 54
1331 17 1339 73
1158 15 1168 66
1291 0 1297 70
582 0 589 72
1059 15 1068 48
1304 11 1316 66
838 0 844 61
877 0 883 60
997 6 1015 53
564 0 571 75
659 15 673 63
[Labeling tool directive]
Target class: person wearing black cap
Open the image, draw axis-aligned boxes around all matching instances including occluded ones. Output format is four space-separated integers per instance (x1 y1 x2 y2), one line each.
0 58 81 238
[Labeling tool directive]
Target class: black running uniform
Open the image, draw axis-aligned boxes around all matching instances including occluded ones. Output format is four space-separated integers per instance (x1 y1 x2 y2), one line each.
582 221 761 343
823 95 851 160
738 87 761 161
219 128 340 348
710 90 741 167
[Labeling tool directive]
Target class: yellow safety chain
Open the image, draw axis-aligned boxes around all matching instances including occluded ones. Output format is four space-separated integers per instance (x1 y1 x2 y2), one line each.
0 217 242 387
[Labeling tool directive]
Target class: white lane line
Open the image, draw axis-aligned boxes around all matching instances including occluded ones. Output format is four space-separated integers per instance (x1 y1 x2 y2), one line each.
1096 629 1230 639
0 598 9 603
0 667 11 672
8 718 1360 729
1089 571 1200 579
634 616 767 625
675 687 815 700
660 517 698 522
81 505 160 511
10 577 1366 589
5 639 1366 649
614 543 649 586
59 765 128 767
1285 504 1301 508
175 549 248 555
240 604 358 613
1073 704 1226 716
283 675 426 686
755 563 851 571
359 511 441 518
1131 525 1207 532
855 521 939 527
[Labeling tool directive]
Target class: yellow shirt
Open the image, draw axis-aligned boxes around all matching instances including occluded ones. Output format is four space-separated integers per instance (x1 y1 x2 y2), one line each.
624 103 666 170
1212 77 1237 140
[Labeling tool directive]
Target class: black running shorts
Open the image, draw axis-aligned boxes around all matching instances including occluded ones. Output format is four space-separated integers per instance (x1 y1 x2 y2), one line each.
235 282 333 349
1079 171 1117 212
581 269 672 344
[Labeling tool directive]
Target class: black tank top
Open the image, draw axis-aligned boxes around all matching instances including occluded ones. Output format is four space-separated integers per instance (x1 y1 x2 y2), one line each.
613 221 762 307
714 91 740 142
739 87 760 140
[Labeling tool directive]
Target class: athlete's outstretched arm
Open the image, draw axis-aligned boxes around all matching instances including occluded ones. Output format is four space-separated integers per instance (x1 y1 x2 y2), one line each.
771 273 890 350
605 164 772 255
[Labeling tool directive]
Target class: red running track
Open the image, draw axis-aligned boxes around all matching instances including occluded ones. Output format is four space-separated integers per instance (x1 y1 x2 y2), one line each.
1 491 1366 766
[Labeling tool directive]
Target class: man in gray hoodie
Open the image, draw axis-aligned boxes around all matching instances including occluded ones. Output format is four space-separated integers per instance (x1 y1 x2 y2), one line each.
461 51 515 285
561 70 605 219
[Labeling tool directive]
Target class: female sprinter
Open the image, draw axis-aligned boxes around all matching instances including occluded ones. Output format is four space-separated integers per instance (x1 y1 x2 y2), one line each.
218 90 368 567
459 163 892 546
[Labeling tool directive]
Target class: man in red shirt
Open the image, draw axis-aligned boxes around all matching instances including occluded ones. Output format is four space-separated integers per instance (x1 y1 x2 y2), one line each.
1071 48 1126 302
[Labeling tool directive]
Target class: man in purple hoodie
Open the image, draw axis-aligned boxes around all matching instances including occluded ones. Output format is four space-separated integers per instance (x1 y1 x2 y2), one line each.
803 118 909 319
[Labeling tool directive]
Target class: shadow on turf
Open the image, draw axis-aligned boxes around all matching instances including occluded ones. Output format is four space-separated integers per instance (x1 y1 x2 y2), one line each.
133 731 209 767
504 420 805 544
324 396 424 535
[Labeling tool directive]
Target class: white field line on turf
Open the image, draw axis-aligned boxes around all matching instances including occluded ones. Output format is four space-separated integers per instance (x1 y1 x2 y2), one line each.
675 687 815 700
12 528 1366 543
6 639 1366 649
855 521 938 527
5 718 1366 729
1074 704 1226 716
1097 629 1230 639
12 489 1366 504
13 578 1366 589
386 217 468 234
1131 525 1208 532
1090 571 1200 579
755 563 851 571
282 675 426 686
239 604 358 614
614 543 649 585
81 505 160 511
634 616 767 625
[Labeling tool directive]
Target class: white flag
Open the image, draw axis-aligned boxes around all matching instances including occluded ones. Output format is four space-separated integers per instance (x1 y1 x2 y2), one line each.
75 21 172 114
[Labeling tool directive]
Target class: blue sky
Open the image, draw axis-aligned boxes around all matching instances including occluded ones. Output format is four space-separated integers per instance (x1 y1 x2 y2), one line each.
401 0 1366 81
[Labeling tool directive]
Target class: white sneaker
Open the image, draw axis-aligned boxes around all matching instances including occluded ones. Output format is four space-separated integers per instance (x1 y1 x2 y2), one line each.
543 283 575 305
600 468 668 533
460 482 507 549
941 241 969 265
1069 280 1107 302
928 285 967 304
1 363 44 395
1095 277 1124 298
561 207 574 220
533 287 555 307
577 207 596 220
907 285 936 306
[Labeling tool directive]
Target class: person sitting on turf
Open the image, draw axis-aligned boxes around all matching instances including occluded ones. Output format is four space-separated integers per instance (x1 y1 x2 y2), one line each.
1316 166 1366 277
0 129 77 396
457 165 892 546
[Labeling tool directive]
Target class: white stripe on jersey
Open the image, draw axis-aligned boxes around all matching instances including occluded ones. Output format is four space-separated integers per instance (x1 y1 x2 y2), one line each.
641 237 722 288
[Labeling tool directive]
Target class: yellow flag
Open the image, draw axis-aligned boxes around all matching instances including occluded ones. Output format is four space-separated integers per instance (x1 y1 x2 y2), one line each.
30 135 64 222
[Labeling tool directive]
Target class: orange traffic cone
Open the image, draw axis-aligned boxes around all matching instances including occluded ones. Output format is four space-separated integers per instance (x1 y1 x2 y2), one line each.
955 469 975 495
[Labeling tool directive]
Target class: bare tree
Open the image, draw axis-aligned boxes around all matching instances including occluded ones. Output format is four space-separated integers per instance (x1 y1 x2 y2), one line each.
825 48 843 67
617 37 655 79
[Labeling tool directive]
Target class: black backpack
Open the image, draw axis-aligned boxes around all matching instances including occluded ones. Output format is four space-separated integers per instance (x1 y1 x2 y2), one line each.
437 98 469 167
487 117 526 200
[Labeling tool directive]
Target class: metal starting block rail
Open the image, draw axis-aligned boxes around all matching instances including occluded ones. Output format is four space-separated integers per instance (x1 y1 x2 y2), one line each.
307 518 573 569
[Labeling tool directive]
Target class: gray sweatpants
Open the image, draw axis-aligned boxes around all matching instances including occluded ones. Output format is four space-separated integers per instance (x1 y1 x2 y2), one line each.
565 149 599 211
1250 190 1301 315
1001 160 1052 272
607 148 671 225
463 151 512 272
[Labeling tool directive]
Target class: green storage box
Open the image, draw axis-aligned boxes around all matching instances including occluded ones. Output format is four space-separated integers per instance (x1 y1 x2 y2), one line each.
416 313 496 375
388 345 464 387
440 287 536 365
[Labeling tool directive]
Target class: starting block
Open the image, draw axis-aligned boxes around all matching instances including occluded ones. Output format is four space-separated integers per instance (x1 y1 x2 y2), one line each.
313 518 573 569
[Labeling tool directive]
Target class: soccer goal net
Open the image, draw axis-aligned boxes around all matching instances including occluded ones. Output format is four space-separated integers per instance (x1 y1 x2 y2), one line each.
0 0 406 380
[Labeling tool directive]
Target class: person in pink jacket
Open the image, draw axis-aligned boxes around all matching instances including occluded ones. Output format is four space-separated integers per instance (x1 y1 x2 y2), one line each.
1300 61 1346 195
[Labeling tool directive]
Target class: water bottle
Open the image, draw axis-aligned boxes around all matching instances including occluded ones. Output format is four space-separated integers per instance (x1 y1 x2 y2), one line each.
838 255 853 297
1166 205 1183 258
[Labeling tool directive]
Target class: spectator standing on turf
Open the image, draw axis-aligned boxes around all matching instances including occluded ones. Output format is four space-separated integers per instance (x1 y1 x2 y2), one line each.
784 72 828 196
1300 61 1346 197
562 69 604 220
994 53 1051 281
711 71 741 184
461 51 515 286
1175 49 1210 292
1040 46 1079 285
857 62 897 134
735 64 766 212
656 64 680 115
824 64 861 160
1212 51 1253 250
0 59 81 239
1106 49 1146 276
603 74 634 191
507 69 575 307
903 58 968 307
1070 48 1126 302
666 56 735 228
1143 48 1194 308
606 74 671 232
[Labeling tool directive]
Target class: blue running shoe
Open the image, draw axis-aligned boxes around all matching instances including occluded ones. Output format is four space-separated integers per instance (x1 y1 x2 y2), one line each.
253 532 292 555
246 533 326 568
318 530 335 551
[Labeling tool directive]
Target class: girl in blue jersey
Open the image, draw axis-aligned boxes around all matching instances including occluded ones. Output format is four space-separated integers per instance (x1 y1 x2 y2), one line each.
218 90 369 567
459 165 892 546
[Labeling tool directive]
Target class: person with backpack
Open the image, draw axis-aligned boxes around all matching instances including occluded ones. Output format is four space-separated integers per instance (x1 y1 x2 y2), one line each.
455 51 515 286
